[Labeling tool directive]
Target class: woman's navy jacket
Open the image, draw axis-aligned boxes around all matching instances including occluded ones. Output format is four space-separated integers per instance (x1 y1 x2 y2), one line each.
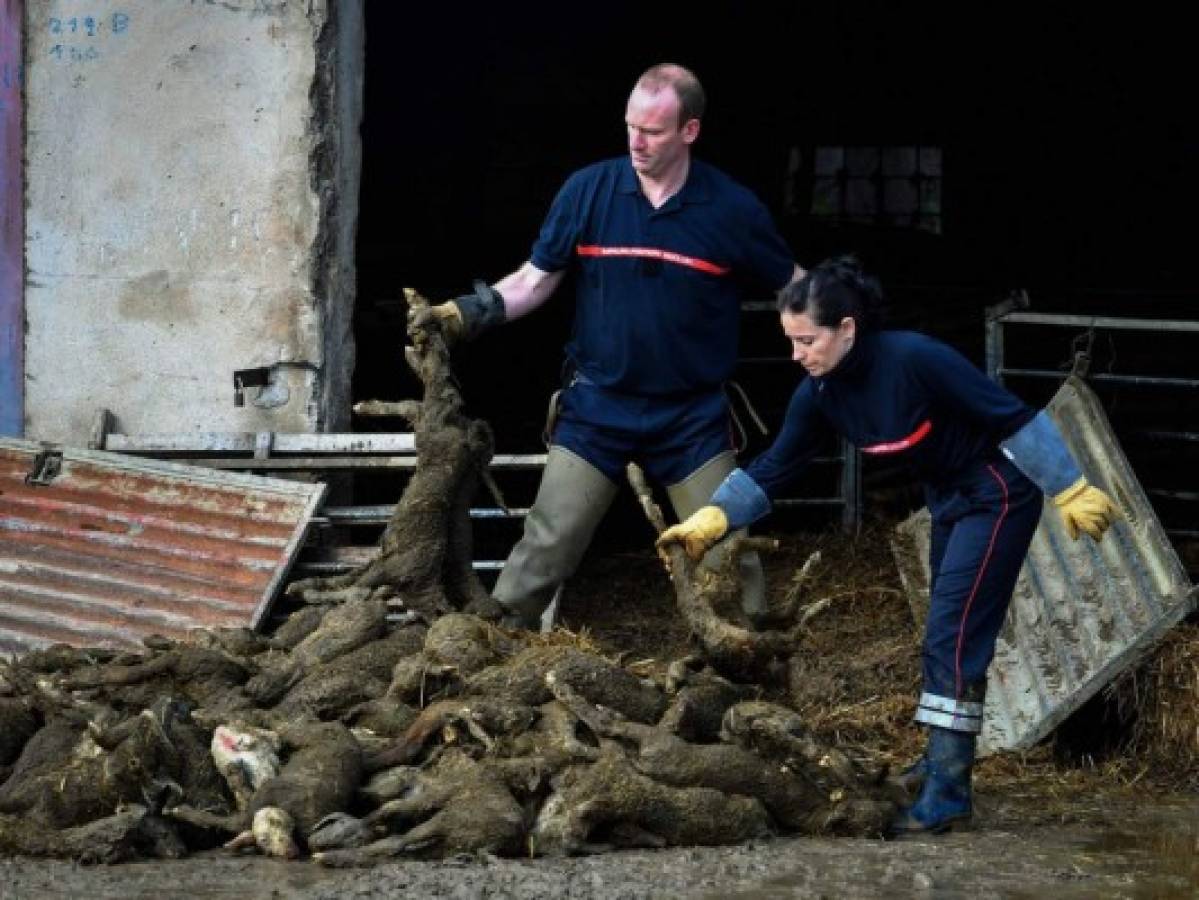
746 330 1036 496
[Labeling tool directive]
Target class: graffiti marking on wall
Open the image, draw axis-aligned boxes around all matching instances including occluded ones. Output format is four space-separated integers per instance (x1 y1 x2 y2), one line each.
47 12 130 64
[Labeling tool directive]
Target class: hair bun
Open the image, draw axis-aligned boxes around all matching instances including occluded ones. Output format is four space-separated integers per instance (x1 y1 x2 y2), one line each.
779 255 886 331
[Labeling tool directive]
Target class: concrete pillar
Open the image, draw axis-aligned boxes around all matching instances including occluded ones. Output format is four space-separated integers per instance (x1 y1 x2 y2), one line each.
23 0 363 442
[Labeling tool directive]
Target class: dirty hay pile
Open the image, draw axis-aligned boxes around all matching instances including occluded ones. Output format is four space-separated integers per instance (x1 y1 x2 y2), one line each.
1105 623 1199 787
0 292 902 865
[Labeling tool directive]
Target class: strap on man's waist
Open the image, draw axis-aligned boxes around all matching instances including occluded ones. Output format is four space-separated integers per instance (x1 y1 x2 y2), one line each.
724 381 769 453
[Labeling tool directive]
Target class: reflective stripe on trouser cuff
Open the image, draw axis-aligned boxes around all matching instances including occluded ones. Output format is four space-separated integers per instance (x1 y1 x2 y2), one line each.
913 691 985 733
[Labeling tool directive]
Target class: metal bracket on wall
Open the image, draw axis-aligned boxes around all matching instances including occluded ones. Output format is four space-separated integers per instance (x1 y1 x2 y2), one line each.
24 447 62 486
233 367 272 408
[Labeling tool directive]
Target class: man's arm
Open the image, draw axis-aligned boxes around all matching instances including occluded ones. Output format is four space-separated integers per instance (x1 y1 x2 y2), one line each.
493 261 565 321
414 262 565 344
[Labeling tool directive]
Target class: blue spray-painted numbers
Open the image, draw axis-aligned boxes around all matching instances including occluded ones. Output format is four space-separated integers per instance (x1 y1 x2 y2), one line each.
49 17 93 36
50 44 100 63
46 12 129 63
48 13 130 37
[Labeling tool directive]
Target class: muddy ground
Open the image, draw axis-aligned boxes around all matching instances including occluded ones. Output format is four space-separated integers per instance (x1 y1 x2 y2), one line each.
2 528 1196 898
2 765 1195 899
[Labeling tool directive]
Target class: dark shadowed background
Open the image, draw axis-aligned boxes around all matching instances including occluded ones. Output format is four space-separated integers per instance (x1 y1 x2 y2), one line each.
350 4 1197 560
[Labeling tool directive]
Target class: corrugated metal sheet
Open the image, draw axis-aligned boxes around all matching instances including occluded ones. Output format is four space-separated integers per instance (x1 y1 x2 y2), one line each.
891 377 1197 753
0 438 325 655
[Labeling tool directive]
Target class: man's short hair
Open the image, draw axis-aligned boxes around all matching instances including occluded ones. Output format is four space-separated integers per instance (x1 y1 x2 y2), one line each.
636 63 706 127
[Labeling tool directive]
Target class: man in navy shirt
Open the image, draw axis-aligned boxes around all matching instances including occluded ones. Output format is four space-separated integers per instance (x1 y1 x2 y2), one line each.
415 63 803 630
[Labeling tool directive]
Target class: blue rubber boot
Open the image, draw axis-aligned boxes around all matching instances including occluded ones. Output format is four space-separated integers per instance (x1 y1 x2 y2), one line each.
890 753 928 800
890 727 975 835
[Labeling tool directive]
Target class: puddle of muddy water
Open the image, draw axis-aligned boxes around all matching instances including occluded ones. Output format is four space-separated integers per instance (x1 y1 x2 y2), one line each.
1067 805 1199 900
715 799 1199 900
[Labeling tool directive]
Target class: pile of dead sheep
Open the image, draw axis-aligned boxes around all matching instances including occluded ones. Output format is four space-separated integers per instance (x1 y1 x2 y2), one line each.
0 292 901 865
0 600 903 866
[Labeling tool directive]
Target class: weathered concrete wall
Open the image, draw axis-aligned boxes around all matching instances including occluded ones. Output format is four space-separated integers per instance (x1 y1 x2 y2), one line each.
23 0 361 442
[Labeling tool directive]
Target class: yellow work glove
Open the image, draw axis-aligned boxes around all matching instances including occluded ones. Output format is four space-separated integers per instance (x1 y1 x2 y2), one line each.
1053 477 1120 541
408 301 465 345
656 506 730 563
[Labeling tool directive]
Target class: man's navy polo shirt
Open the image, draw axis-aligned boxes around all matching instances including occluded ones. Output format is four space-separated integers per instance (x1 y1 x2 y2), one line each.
530 157 795 397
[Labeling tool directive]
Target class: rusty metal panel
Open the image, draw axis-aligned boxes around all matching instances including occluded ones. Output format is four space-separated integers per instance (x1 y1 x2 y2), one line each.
0 438 325 655
891 377 1197 753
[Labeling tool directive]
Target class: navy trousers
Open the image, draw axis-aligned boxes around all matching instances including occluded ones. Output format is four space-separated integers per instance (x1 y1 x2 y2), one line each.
552 379 734 485
915 457 1042 733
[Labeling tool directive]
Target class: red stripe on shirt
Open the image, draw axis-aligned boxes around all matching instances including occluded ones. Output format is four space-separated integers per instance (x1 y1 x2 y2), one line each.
576 244 731 276
860 419 933 455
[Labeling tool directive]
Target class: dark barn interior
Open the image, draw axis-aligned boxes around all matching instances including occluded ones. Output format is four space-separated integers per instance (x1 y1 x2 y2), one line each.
351 5 1196 566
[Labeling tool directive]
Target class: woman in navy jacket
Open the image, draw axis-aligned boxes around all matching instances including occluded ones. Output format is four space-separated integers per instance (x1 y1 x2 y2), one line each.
658 256 1119 834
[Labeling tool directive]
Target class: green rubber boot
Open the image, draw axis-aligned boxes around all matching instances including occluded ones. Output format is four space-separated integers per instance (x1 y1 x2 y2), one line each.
492 446 618 631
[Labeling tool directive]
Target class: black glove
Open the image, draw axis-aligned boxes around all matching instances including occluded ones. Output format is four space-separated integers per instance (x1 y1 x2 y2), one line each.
452 280 507 341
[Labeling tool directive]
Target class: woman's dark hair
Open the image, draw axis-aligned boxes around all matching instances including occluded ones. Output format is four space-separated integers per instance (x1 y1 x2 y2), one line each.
777 255 885 332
